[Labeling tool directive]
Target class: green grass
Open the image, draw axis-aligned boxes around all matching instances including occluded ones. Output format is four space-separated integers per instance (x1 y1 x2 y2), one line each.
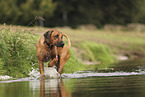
63 48 87 73
79 41 116 69
0 28 38 78
0 58 5 75
55 28 145 58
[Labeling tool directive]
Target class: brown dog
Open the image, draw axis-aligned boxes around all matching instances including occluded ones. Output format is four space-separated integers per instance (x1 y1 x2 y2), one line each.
36 29 71 77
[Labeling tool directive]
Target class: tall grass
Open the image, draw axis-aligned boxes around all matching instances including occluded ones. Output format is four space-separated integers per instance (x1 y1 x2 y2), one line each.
79 41 116 69
0 28 38 78
63 48 87 73
0 58 5 75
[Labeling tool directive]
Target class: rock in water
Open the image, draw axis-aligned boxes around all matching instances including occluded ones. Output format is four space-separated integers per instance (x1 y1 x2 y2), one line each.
44 67 60 78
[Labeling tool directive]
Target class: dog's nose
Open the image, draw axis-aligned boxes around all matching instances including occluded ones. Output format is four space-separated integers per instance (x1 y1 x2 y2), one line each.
60 41 64 45
55 41 65 47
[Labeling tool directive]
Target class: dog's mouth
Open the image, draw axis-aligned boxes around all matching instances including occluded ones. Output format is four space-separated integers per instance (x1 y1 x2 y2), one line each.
55 41 65 47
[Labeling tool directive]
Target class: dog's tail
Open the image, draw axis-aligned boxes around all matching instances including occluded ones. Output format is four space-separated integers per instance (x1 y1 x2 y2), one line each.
63 34 71 48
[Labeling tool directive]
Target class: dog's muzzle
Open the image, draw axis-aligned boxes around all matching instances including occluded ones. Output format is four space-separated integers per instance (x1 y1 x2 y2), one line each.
55 41 65 47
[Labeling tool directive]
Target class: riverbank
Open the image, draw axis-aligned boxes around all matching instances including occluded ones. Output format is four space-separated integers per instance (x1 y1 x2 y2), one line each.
2 24 144 59
0 24 145 78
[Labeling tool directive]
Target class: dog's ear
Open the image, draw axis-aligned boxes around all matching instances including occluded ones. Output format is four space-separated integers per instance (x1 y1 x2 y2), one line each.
44 31 50 42
44 31 53 43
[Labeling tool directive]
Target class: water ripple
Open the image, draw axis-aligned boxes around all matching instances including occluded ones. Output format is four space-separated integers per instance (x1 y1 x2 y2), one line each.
62 71 145 78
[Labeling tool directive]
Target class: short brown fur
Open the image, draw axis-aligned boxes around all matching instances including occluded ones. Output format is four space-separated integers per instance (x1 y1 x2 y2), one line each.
36 29 71 77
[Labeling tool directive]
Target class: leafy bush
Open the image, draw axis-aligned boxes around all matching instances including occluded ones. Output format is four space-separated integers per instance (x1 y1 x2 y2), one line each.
0 28 38 78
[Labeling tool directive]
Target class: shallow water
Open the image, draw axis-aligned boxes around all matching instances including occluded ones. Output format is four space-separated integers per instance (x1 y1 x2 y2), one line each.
1 59 145 97
0 75 145 97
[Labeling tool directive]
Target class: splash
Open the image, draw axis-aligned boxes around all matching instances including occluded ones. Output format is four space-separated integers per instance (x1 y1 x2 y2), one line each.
28 67 60 79
0 75 12 80
44 67 60 78
28 67 40 79
1 67 145 83
62 70 145 78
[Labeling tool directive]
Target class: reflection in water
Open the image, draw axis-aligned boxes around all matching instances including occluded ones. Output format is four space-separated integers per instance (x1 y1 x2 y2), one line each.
40 80 45 97
30 79 71 97
0 75 145 97
1 59 145 97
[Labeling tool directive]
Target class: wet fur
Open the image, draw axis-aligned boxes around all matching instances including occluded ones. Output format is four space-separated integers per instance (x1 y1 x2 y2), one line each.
36 29 71 76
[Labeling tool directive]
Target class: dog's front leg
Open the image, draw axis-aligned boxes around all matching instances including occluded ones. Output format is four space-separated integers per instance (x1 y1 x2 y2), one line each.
48 57 58 67
58 58 67 74
39 60 44 77
48 46 58 67
58 53 70 74
58 62 65 74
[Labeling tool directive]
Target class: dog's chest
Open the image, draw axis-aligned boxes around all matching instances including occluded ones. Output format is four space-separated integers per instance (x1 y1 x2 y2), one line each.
43 56 51 62
42 49 56 59
42 50 51 62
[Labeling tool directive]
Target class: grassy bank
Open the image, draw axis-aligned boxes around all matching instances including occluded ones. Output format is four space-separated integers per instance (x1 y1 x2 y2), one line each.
0 28 38 78
78 41 116 68
0 27 88 78
0 25 145 78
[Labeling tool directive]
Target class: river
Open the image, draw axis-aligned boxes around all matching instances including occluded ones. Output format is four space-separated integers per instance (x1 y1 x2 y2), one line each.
0 59 145 97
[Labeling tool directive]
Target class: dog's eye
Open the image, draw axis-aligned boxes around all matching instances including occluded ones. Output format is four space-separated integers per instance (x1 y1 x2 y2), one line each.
54 35 59 38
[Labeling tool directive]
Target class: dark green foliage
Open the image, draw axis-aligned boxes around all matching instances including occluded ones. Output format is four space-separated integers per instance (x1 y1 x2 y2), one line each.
0 28 38 78
0 0 57 26
0 0 145 27
0 0 20 24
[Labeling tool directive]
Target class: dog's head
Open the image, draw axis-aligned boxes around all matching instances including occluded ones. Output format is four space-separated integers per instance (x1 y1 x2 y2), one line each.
44 29 64 47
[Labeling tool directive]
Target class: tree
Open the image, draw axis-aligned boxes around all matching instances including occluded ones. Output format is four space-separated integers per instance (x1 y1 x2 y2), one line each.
0 0 21 24
0 0 145 27
21 0 57 26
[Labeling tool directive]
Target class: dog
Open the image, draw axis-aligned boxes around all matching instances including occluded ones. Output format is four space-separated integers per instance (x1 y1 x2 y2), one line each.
36 29 71 77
